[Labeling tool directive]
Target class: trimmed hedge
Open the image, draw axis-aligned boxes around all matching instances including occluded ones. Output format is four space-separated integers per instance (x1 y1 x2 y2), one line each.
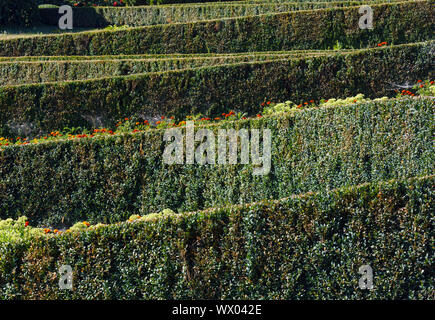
0 51 336 86
38 1 402 27
46 0 243 6
0 0 39 27
0 97 433 227
0 175 433 299
1 1 433 56
0 42 432 138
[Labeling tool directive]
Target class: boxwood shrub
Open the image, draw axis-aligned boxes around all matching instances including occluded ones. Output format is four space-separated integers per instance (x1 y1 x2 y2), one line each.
0 1 433 56
0 175 433 299
0 42 432 138
0 97 433 227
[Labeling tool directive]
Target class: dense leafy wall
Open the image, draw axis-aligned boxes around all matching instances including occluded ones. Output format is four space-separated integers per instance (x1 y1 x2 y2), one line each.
0 175 433 299
0 1 433 56
0 0 40 27
0 97 433 227
38 1 402 27
0 51 331 86
0 42 432 138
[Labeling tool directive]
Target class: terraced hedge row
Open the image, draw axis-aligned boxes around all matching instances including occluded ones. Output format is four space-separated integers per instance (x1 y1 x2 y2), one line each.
39 0 401 27
1 97 433 227
0 51 337 86
1 175 433 299
1 1 433 56
0 42 432 138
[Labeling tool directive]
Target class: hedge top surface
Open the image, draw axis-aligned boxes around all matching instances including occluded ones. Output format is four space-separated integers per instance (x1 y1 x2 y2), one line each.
0 49 340 62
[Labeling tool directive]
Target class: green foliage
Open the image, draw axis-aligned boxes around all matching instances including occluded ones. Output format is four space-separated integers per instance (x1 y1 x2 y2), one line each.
1 1 432 56
0 175 433 299
0 97 433 227
0 42 432 138
0 216 43 244
319 93 388 107
38 0 405 28
414 80 435 96
47 0 239 6
263 100 299 115
0 0 39 27
0 51 330 86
